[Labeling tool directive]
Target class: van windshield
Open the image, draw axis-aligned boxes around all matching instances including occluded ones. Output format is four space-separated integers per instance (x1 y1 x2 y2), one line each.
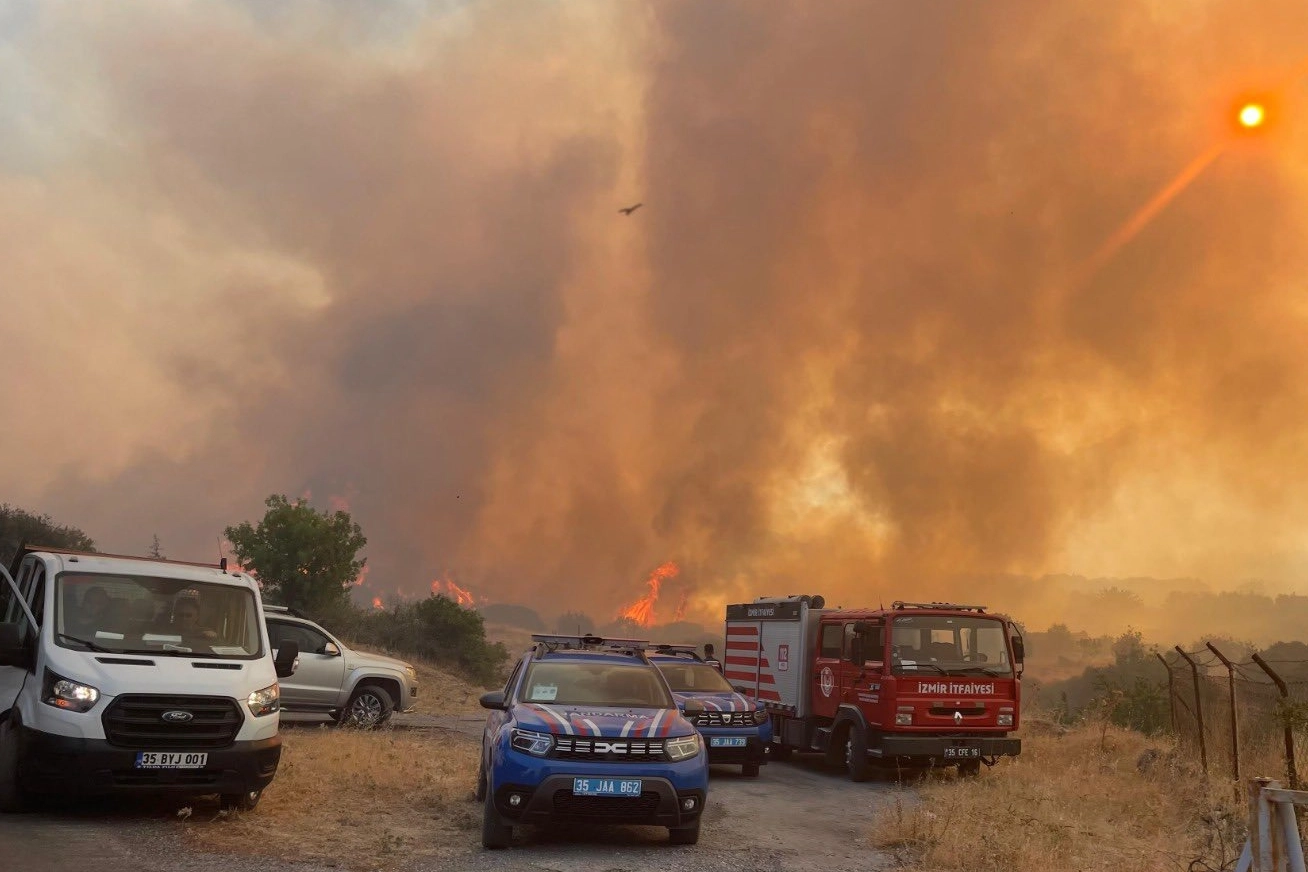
55 572 263 659
890 615 1012 677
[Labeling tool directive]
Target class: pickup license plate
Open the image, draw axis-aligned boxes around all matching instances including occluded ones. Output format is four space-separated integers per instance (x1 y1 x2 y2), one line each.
572 778 642 797
135 752 208 769
943 747 981 759
709 736 748 748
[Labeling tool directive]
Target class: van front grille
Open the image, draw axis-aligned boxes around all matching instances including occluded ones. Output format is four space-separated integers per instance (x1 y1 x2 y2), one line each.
102 695 243 749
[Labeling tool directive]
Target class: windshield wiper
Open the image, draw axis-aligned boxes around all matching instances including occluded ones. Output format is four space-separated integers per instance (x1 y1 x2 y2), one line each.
950 666 1008 676
897 662 948 675
57 633 113 653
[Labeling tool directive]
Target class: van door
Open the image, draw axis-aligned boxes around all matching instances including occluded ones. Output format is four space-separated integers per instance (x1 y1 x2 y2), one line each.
0 558 39 711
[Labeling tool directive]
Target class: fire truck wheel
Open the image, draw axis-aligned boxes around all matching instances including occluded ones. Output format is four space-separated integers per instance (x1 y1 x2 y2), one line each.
957 759 982 778
844 723 872 783
742 762 760 777
668 819 701 845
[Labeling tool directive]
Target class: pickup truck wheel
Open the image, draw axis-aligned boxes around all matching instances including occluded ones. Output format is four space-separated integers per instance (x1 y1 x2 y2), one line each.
220 789 262 813
668 819 701 845
742 762 760 777
844 723 872 783
0 716 30 813
481 780 512 849
340 685 394 729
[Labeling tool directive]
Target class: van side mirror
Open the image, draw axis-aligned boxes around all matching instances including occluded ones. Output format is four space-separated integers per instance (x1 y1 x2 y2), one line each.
480 690 507 711
0 623 27 668
274 640 300 678
682 699 705 716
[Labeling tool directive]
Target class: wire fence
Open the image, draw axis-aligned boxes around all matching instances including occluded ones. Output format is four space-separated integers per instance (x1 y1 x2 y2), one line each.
1161 643 1308 789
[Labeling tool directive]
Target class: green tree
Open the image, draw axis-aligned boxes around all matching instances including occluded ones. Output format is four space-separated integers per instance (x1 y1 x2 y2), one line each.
224 495 366 615
0 504 95 567
148 534 165 560
555 611 597 634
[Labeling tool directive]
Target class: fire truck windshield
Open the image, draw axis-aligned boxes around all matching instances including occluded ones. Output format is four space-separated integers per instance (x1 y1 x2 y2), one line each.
889 615 1012 677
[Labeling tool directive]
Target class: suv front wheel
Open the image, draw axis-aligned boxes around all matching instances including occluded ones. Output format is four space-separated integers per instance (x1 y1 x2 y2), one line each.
338 684 394 729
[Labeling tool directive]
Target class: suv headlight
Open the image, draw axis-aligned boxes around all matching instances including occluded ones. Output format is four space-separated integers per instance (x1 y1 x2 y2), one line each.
247 683 280 717
42 669 99 713
752 709 770 725
404 665 417 679
510 729 553 757
666 735 701 762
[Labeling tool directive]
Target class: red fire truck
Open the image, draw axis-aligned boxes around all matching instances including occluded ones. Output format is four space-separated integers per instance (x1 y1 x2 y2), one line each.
724 595 1024 780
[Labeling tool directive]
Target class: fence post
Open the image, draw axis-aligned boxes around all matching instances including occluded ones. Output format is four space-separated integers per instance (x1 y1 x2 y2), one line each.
1253 653 1299 791
1177 646 1209 776
1208 642 1241 785
1157 652 1177 733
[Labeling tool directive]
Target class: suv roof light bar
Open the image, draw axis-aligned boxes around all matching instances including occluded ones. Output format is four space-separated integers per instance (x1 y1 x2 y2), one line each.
529 634 653 661
891 601 988 613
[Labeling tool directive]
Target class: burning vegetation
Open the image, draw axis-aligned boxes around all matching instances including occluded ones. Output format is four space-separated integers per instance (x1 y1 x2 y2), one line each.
616 561 682 628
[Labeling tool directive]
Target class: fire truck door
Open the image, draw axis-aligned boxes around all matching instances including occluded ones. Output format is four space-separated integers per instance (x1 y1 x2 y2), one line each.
812 621 843 720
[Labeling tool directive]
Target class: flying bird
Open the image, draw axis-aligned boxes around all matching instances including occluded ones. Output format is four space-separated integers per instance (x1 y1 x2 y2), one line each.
619 203 643 216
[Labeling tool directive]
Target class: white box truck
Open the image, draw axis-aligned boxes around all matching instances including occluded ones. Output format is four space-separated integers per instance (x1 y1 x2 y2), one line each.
0 546 299 812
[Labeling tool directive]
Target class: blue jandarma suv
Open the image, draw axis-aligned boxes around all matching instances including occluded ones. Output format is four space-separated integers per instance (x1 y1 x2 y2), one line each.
649 645 772 777
477 635 709 848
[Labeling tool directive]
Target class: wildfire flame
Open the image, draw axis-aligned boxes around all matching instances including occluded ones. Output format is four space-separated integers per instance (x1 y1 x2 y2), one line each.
371 596 383 610
431 576 479 608
353 564 370 588
617 561 680 628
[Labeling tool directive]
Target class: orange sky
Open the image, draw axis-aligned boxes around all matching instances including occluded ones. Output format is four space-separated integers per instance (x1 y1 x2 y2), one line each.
3 1 1308 632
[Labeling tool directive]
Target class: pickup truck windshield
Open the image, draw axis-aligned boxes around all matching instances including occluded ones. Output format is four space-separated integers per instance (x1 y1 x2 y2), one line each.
55 572 263 659
890 615 1012 677
521 662 675 708
656 662 735 694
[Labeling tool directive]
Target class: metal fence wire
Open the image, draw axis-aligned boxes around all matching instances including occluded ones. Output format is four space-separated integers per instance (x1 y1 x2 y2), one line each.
1162 644 1308 789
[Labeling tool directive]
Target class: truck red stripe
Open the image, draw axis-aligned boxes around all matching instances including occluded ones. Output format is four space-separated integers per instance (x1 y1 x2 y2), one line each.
726 641 759 651
727 626 758 635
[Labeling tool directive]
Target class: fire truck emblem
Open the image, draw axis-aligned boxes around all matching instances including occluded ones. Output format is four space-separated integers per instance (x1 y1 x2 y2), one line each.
953 710 963 725
819 666 835 697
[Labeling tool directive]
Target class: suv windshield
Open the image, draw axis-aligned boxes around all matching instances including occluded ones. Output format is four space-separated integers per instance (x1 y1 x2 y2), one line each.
890 615 1012 677
656 662 735 694
521 662 675 708
55 572 263 659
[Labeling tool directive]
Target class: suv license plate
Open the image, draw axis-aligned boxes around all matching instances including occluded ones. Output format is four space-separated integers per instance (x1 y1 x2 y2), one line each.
943 747 981 759
709 737 748 748
572 778 642 797
135 752 208 769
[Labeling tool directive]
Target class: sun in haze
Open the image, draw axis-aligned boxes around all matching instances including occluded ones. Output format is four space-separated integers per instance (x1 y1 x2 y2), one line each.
1239 102 1266 128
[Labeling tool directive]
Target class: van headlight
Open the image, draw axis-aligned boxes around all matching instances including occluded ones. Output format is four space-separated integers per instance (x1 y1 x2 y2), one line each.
666 735 701 762
247 683 280 717
510 729 553 757
42 669 100 713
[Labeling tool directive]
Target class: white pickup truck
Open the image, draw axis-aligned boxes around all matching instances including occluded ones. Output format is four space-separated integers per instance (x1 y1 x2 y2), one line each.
264 606 418 728
0 546 299 812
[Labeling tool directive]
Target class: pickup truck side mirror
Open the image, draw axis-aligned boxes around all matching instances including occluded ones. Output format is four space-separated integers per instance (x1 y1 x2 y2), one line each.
682 699 705 716
480 690 507 711
0 623 28 668
274 640 300 678
323 642 341 657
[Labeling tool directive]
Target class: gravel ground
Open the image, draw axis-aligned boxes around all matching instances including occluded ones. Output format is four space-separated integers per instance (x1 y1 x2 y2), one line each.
3 714 912 872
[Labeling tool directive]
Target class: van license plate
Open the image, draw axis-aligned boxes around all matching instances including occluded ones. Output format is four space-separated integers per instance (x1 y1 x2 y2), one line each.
943 747 980 759
135 752 208 769
709 737 748 748
572 778 642 797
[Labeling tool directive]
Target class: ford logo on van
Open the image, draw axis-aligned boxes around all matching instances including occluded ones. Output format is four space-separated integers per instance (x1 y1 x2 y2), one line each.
161 710 194 724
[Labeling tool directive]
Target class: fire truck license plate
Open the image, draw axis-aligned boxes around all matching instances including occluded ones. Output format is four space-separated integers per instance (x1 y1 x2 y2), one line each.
943 747 981 759
572 778 642 797
135 752 208 769
709 737 748 748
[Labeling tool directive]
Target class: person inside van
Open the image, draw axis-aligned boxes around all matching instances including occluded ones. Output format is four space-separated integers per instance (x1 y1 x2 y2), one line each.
171 589 218 642
68 586 112 637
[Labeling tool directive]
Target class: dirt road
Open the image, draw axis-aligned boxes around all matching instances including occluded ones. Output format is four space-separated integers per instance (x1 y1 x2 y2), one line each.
1 714 909 872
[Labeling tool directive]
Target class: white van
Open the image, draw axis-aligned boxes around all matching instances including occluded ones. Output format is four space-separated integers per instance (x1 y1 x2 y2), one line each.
0 546 298 812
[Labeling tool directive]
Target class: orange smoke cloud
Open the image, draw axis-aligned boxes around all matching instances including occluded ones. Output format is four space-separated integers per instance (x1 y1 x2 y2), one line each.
617 562 680 628
673 589 689 622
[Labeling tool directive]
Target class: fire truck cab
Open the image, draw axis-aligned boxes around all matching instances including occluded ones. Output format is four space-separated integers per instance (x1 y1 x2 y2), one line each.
725 595 1024 780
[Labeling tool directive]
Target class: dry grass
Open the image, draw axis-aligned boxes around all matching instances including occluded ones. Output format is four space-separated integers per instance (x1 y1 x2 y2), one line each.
352 647 488 715
870 720 1245 872
186 728 480 870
